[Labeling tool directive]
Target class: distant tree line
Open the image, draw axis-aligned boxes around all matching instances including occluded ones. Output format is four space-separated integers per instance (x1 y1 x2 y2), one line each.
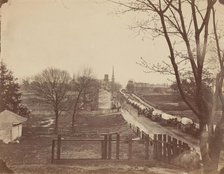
0 62 120 133
20 66 122 133
26 67 101 133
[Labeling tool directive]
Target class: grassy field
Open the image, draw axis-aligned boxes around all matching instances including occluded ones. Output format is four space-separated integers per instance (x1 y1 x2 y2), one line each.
10 164 189 174
142 94 223 124
142 94 187 110
2 91 187 174
142 94 199 123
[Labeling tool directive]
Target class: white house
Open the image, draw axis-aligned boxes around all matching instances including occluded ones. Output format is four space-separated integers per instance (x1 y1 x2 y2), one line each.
0 110 27 143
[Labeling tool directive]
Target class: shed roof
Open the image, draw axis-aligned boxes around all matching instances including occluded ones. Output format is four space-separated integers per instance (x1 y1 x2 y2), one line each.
0 110 27 124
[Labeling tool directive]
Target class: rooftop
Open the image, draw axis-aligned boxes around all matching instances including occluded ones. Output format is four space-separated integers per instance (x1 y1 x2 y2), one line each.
0 110 27 124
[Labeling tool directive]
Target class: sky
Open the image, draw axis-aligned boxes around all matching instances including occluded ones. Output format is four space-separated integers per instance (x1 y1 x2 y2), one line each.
1 0 223 86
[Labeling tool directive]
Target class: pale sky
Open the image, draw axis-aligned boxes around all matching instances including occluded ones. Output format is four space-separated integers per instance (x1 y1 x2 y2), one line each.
1 0 223 86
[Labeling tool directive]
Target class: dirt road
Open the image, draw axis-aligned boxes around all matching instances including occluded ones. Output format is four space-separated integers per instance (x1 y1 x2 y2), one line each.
98 89 111 110
121 109 200 153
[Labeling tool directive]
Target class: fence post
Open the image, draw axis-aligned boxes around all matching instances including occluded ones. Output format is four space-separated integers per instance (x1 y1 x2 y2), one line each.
104 134 108 159
163 134 167 161
145 134 149 160
142 131 145 140
172 138 177 158
108 134 112 159
128 139 132 160
101 140 106 159
153 134 158 160
167 136 172 162
137 127 140 137
51 140 55 163
183 142 190 151
178 140 183 155
158 134 162 160
116 134 120 159
57 135 61 160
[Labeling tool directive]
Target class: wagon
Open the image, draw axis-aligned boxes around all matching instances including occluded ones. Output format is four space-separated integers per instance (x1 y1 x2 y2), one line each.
151 110 162 122
159 113 180 126
177 117 196 133
143 108 154 118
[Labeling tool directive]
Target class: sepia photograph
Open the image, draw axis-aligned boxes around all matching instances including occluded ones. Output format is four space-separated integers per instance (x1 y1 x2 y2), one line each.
0 0 224 173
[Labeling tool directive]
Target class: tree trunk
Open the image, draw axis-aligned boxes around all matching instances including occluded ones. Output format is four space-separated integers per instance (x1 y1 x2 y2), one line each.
72 110 77 131
208 127 223 174
199 123 211 174
200 122 223 174
55 109 59 134
72 91 82 130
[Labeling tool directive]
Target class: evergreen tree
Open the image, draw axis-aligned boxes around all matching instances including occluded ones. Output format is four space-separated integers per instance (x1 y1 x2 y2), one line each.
0 61 30 116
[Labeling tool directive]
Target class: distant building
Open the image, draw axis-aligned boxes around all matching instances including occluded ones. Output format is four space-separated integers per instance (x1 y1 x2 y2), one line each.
104 74 109 82
101 74 110 91
111 66 115 98
126 80 135 93
100 67 116 92
134 82 151 88
126 81 171 94
0 110 27 143
134 82 169 88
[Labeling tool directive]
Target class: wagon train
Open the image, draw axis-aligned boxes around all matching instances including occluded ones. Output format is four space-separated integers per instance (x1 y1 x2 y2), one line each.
119 89 200 137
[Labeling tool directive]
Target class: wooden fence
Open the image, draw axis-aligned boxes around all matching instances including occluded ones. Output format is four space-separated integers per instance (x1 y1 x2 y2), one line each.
51 133 152 163
153 134 190 162
129 123 151 141
51 133 190 164
128 124 190 162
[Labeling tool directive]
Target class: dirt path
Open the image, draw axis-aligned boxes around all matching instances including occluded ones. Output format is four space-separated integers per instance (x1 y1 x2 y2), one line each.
98 89 111 110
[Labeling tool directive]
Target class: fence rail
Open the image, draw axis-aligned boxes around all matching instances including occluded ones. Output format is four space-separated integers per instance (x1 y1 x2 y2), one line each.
51 133 190 164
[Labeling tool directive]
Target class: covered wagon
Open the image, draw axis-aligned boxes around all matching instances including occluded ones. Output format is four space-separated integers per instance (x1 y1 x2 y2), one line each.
160 113 181 126
177 117 197 134
151 110 162 122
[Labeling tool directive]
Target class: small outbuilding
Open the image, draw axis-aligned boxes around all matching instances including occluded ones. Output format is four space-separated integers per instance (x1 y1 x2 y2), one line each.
0 110 27 144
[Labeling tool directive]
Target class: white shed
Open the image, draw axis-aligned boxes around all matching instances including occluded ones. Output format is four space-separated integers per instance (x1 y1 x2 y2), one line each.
0 110 27 144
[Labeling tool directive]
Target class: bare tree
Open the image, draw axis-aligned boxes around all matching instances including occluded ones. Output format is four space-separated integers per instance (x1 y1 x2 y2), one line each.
32 68 71 133
71 67 99 130
113 0 224 173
